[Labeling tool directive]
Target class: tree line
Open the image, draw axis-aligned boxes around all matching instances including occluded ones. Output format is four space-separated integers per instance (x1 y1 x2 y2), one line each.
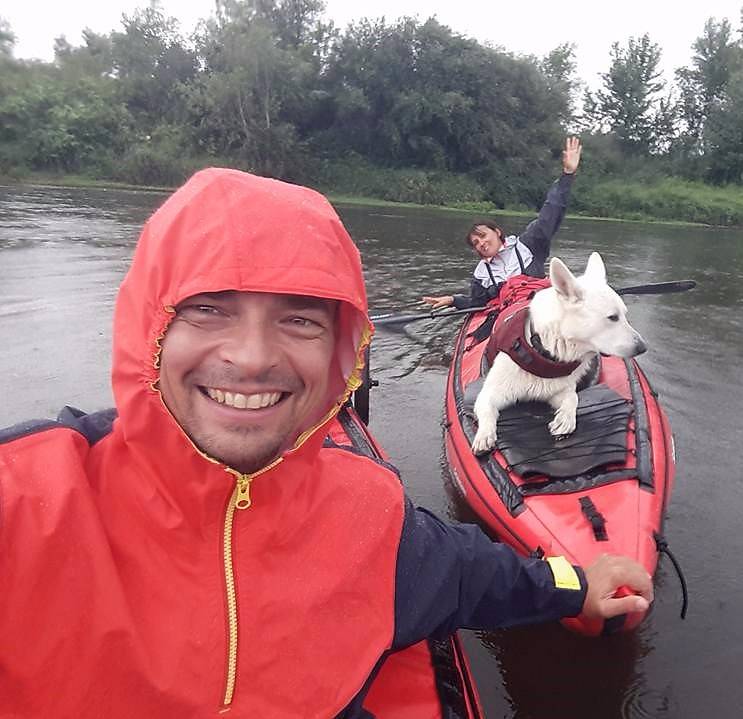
2 1 743 221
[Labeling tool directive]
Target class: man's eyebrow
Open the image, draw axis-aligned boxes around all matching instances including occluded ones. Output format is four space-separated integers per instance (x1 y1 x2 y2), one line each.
282 295 337 313
176 291 236 306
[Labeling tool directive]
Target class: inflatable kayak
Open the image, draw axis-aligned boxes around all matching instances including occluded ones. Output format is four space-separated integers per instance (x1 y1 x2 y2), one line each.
328 404 484 718
443 295 676 636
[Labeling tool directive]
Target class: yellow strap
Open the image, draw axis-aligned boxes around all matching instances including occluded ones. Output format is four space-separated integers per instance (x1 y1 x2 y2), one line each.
545 556 581 591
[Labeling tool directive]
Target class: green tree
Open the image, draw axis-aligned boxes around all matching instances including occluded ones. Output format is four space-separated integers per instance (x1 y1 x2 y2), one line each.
185 0 324 176
585 34 673 154
54 29 114 79
111 7 197 123
702 69 743 183
320 15 567 205
0 73 132 172
675 17 742 158
0 17 15 59
540 43 580 128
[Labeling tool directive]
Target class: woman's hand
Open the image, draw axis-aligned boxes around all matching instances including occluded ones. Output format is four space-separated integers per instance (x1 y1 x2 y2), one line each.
562 136 582 175
422 295 455 310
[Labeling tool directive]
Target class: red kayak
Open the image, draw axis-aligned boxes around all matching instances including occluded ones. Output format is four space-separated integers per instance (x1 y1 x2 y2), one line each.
443 298 676 636
327 405 484 718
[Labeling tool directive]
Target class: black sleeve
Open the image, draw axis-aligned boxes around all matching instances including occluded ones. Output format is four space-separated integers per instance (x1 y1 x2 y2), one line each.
452 277 499 310
392 500 586 648
519 173 575 274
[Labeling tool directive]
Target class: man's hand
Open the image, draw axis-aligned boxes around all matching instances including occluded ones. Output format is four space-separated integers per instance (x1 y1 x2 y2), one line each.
422 295 455 310
581 554 654 619
562 136 582 175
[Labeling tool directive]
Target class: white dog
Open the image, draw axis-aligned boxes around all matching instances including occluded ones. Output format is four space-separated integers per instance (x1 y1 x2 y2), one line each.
471 252 646 455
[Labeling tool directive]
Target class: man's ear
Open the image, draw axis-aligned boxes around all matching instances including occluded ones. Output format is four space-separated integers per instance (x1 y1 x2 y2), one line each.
584 252 607 283
550 257 584 302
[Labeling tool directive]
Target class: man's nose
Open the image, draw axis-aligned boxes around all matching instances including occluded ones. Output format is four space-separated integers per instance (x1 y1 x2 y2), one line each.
216 321 279 373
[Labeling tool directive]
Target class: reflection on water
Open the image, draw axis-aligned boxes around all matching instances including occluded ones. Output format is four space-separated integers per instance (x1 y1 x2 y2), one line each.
1 185 743 717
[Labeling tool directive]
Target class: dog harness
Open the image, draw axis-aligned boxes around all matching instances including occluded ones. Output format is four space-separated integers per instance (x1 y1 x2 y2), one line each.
486 302 582 378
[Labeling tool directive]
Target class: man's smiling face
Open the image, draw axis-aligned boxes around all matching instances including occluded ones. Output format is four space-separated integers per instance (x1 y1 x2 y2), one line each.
158 290 337 474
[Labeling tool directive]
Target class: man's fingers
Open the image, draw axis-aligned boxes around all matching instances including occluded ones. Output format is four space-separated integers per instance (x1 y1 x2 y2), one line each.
582 554 654 619
601 594 650 619
612 562 654 603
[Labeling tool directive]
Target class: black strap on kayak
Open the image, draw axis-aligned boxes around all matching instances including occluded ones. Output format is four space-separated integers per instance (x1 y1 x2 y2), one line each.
466 309 500 346
655 532 689 619
579 496 608 541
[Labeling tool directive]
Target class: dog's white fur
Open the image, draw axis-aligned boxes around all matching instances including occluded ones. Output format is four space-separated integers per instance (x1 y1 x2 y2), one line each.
471 252 646 455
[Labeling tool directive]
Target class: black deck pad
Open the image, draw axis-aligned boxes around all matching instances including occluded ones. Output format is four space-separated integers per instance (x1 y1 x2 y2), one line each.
495 384 632 478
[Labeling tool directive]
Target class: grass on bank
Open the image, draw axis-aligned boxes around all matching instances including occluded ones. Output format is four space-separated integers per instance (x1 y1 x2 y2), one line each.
3 166 743 228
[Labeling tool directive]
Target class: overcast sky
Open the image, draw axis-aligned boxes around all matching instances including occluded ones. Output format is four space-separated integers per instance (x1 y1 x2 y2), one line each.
4 1 743 88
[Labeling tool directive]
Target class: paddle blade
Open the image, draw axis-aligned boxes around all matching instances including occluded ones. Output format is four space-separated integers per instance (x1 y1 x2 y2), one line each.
616 280 696 296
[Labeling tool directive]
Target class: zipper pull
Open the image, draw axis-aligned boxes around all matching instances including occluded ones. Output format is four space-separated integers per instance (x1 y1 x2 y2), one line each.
235 476 252 510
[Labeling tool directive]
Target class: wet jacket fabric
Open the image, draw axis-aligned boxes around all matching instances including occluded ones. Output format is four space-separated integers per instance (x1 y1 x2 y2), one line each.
0 169 585 719
453 173 575 309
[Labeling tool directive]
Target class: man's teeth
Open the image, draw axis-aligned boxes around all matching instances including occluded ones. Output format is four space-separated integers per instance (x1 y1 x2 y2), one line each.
206 388 282 409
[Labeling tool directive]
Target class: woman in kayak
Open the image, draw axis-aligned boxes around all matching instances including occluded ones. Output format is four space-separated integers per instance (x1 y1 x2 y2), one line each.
422 136 581 310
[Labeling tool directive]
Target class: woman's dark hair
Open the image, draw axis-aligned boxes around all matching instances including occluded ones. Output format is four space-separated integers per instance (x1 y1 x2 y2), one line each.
464 220 505 248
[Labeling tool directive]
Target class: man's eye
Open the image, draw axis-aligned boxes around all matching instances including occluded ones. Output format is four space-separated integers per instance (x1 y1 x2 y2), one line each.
289 316 318 328
284 315 329 335
176 304 224 320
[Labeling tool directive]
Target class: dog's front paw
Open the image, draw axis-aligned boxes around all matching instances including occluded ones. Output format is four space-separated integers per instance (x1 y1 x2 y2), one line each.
549 410 576 437
471 427 497 456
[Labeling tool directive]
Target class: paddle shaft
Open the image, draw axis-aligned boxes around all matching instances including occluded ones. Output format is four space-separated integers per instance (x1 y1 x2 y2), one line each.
615 280 696 296
371 280 696 326
372 307 482 326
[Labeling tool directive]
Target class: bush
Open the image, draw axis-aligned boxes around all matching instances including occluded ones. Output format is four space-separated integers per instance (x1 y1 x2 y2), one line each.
112 145 186 186
308 155 486 205
571 176 743 226
110 125 195 186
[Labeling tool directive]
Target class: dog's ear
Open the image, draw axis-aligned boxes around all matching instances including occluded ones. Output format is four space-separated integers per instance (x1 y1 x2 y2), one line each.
584 252 607 283
550 257 584 302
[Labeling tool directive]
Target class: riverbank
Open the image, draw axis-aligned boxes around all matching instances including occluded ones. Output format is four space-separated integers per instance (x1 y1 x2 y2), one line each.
2 170 741 228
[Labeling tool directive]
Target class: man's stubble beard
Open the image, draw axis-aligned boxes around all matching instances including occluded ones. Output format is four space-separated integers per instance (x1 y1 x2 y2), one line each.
185 421 288 475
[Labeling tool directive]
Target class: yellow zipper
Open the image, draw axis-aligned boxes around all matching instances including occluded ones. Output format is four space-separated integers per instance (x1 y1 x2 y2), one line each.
217 395 359 707
220 455 283 708
221 474 252 707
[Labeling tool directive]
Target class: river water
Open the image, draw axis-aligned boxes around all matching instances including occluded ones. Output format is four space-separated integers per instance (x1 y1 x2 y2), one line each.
1 184 742 718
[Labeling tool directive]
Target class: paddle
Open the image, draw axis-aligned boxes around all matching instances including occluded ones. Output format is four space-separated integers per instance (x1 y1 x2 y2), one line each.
371 280 696 327
615 279 696 296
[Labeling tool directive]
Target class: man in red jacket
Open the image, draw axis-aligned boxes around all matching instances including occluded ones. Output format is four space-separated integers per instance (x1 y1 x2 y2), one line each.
0 169 651 718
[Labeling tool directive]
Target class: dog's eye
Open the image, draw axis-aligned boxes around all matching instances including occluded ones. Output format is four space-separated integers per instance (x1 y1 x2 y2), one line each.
607 313 619 322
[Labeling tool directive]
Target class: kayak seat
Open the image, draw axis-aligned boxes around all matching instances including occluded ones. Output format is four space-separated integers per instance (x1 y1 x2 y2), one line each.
495 384 631 478
461 358 629 479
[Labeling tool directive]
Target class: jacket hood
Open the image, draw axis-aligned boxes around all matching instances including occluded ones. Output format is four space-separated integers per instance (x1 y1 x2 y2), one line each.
112 168 372 479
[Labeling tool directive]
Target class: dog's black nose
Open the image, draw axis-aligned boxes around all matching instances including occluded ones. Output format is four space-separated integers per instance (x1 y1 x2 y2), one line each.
634 338 647 356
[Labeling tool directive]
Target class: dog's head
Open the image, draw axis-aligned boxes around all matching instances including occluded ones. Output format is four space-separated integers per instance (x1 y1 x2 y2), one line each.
545 252 647 358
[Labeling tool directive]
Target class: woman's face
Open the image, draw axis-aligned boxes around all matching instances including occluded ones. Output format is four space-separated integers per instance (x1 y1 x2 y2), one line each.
468 225 504 259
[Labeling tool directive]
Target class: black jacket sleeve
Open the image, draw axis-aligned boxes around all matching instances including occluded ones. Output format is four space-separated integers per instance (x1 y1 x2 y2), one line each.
452 278 498 310
392 499 586 648
519 172 575 276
